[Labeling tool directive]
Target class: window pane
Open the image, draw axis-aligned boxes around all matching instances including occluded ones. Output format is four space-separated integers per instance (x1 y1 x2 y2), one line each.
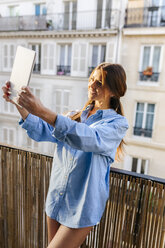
135 113 143 128
132 158 138 172
137 102 144 112
135 103 144 128
92 46 98 67
147 104 155 113
67 45 72 66
141 160 146 174
145 113 154 130
142 47 150 71
100 45 106 63
152 46 161 72
60 46 65 66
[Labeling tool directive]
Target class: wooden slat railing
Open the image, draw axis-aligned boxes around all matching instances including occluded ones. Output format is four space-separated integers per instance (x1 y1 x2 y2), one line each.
0 144 165 248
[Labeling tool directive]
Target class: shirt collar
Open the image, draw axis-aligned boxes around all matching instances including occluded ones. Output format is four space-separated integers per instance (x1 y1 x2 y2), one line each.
82 105 117 120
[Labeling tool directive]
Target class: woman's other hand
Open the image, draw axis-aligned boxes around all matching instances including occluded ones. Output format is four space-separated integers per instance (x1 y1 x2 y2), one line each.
2 81 15 104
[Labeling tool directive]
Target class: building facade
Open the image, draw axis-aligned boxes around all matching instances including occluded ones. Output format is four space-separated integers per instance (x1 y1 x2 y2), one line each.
121 0 165 178
1 0 165 179
0 0 126 155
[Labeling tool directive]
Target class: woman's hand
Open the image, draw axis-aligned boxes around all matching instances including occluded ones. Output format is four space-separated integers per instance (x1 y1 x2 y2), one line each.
17 86 44 116
17 86 57 126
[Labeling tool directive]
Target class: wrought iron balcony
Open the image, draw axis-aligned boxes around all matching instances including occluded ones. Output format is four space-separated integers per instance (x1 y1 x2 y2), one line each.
125 6 165 27
0 9 119 32
57 65 71 76
0 144 164 247
0 15 47 31
139 72 160 82
133 127 153 138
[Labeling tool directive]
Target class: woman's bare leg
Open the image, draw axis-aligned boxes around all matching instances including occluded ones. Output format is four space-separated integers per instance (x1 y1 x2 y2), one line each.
47 224 93 248
47 215 61 244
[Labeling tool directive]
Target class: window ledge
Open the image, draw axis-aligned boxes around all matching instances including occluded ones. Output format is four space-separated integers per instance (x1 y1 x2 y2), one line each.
137 81 159 86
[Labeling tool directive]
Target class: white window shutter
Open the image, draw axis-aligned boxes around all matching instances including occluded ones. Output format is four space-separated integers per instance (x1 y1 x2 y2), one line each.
106 42 116 63
41 43 55 74
71 42 88 77
71 43 79 76
48 44 55 73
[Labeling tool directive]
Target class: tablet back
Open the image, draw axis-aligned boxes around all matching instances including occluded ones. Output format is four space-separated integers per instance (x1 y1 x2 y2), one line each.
10 46 36 103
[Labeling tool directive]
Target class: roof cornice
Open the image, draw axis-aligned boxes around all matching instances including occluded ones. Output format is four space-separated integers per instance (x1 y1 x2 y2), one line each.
0 29 118 39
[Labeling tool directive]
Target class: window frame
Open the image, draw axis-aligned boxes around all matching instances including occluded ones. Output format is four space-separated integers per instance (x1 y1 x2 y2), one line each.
138 44 163 85
131 157 149 174
133 101 156 139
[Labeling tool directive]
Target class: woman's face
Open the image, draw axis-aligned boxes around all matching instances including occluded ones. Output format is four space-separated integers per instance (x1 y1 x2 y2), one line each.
88 69 113 102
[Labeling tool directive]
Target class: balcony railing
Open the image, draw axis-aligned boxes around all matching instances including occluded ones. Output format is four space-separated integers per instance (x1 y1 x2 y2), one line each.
0 144 165 248
133 127 153 137
139 72 160 82
125 6 165 27
0 15 47 31
57 65 71 76
0 9 119 32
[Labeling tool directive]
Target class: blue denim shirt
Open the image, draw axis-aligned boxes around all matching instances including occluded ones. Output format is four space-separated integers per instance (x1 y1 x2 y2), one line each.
19 108 129 228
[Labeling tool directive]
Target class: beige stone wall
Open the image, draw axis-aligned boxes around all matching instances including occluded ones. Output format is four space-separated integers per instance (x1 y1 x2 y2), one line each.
114 31 165 179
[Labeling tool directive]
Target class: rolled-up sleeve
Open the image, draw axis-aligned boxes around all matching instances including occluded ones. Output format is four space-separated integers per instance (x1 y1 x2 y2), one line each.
19 114 58 143
53 114 128 156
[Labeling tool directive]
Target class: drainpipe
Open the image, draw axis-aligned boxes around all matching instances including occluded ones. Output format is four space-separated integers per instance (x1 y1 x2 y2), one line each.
115 0 127 63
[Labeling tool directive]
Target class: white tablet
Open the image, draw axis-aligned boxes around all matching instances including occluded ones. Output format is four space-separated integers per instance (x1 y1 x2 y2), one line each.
9 46 36 103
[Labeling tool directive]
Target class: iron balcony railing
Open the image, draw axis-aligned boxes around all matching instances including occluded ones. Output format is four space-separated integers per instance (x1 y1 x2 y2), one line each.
57 65 71 76
0 9 119 32
133 127 153 138
125 6 165 27
139 72 160 82
0 143 165 248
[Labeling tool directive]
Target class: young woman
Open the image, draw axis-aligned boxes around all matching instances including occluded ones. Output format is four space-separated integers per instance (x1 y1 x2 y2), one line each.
2 63 128 248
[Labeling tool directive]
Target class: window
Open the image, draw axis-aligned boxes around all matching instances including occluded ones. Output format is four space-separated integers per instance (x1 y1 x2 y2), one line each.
131 157 149 174
9 5 19 16
57 44 72 75
134 102 155 138
96 0 112 28
53 89 70 114
139 45 161 82
3 44 15 71
29 44 41 73
63 1 77 30
2 128 15 145
88 44 106 75
35 3 47 16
